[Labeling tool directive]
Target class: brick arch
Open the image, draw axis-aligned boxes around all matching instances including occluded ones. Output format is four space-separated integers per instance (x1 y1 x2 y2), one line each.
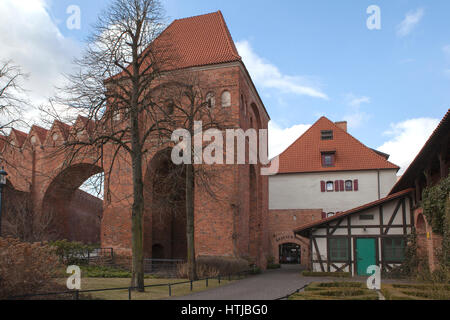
143 148 187 259
272 232 308 265
41 163 104 243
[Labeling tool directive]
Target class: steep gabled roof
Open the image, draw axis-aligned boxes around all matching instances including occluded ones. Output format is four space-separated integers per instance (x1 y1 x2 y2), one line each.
11 129 28 147
390 109 450 194
30 125 49 144
153 11 241 71
277 117 400 174
294 188 414 237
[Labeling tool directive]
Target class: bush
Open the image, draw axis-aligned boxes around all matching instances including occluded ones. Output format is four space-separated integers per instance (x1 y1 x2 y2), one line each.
81 265 132 278
267 263 281 270
289 282 378 300
0 237 66 299
302 271 351 278
177 256 249 279
50 240 95 265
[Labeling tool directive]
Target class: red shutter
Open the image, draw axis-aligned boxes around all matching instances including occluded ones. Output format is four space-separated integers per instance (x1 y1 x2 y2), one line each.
320 181 326 192
335 180 340 192
340 180 345 192
354 179 359 191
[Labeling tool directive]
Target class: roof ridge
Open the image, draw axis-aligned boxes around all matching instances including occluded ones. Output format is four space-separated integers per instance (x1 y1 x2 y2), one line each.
216 10 241 60
173 10 220 22
276 117 323 158
324 117 400 170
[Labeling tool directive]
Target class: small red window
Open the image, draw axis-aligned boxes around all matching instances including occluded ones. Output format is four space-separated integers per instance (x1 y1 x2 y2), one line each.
354 179 359 191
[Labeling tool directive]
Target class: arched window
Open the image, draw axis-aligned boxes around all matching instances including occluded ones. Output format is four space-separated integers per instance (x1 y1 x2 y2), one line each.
221 90 231 108
206 92 215 109
30 136 37 145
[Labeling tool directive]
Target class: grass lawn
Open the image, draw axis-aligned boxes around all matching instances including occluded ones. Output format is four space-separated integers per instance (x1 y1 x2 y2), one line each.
381 283 450 300
289 281 379 300
63 277 233 300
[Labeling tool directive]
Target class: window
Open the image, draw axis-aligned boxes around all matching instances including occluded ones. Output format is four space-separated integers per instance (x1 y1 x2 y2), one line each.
321 130 334 140
326 181 334 192
360 214 374 221
345 180 353 191
221 91 231 108
322 153 335 167
206 92 215 108
383 238 406 262
327 212 335 218
329 238 349 262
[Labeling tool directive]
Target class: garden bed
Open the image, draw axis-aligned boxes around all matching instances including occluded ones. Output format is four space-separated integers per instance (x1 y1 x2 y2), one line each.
289 282 378 300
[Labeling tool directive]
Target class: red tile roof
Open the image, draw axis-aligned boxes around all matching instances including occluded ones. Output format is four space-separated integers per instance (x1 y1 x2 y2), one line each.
390 108 450 194
276 117 400 174
294 188 414 237
153 11 241 71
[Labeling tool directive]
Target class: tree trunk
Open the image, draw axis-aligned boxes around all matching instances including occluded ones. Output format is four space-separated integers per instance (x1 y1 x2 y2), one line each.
186 163 197 280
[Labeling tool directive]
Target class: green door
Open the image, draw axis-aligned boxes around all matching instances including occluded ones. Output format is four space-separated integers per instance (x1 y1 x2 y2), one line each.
356 238 376 276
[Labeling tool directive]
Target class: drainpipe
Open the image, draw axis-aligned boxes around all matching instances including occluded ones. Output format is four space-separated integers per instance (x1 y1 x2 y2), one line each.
377 170 381 200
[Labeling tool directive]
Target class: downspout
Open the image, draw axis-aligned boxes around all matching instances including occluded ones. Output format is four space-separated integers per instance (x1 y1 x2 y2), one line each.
377 170 381 200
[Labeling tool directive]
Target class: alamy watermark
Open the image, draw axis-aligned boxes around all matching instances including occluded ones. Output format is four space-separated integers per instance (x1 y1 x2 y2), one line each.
171 121 279 176
66 5 81 30
66 265 81 290
367 5 381 30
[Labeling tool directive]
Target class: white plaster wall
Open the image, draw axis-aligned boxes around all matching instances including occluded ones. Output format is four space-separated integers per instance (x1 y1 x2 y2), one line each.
269 169 398 212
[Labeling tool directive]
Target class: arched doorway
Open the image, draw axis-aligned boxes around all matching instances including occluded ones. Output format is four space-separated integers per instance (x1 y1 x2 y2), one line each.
41 163 104 244
143 149 187 260
279 243 301 264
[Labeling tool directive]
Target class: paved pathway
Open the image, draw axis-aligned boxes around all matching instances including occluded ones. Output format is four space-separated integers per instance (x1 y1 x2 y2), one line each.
170 265 313 300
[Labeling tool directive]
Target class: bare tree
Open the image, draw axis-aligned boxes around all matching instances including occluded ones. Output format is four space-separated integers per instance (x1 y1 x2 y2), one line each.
156 72 234 280
0 61 28 137
2 185 60 242
43 0 179 291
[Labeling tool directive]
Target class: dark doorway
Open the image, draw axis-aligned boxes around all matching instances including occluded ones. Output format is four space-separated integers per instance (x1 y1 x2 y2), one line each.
279 243 301 264
152 244 165 259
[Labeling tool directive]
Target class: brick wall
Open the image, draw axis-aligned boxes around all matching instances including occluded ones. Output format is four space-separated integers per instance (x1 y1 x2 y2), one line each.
268 209 323 266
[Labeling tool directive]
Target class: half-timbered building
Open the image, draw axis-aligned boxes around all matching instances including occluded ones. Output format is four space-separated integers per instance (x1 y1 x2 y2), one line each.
294 188 414 276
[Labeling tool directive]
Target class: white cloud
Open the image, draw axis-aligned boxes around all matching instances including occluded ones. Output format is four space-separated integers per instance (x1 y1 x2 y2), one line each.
343 93 372 129
236 40 328 100
0 0 79 116
346 94 371 108
377 118 440 175
396 8 424 37
269 121 311 158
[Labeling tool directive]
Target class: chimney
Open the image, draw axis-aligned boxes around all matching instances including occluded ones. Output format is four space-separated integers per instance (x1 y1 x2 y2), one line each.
335 121 348 132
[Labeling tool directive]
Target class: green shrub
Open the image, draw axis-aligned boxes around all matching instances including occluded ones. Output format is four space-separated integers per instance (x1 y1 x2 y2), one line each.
267 263 281 270
289 282 378 300
50 240 95 265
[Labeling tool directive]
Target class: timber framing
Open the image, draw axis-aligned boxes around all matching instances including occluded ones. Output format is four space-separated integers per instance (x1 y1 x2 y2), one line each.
294 189 414 275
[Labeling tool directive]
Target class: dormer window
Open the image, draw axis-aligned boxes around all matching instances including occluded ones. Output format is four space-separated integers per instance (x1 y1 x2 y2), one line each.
321 130 333 140
322 152 335 167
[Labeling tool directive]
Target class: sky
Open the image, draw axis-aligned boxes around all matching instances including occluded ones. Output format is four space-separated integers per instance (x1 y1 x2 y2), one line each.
0 0 449 175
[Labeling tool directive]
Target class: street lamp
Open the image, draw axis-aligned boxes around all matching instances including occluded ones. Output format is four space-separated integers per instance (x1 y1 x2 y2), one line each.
0 166 7 237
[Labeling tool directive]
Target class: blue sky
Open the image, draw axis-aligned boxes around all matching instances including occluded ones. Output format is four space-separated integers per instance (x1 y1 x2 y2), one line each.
0 0 449 173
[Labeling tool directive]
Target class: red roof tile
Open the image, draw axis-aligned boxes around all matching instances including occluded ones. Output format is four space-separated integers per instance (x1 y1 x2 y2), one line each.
154 11 241 71
277 117 400 174
294 188 414 237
